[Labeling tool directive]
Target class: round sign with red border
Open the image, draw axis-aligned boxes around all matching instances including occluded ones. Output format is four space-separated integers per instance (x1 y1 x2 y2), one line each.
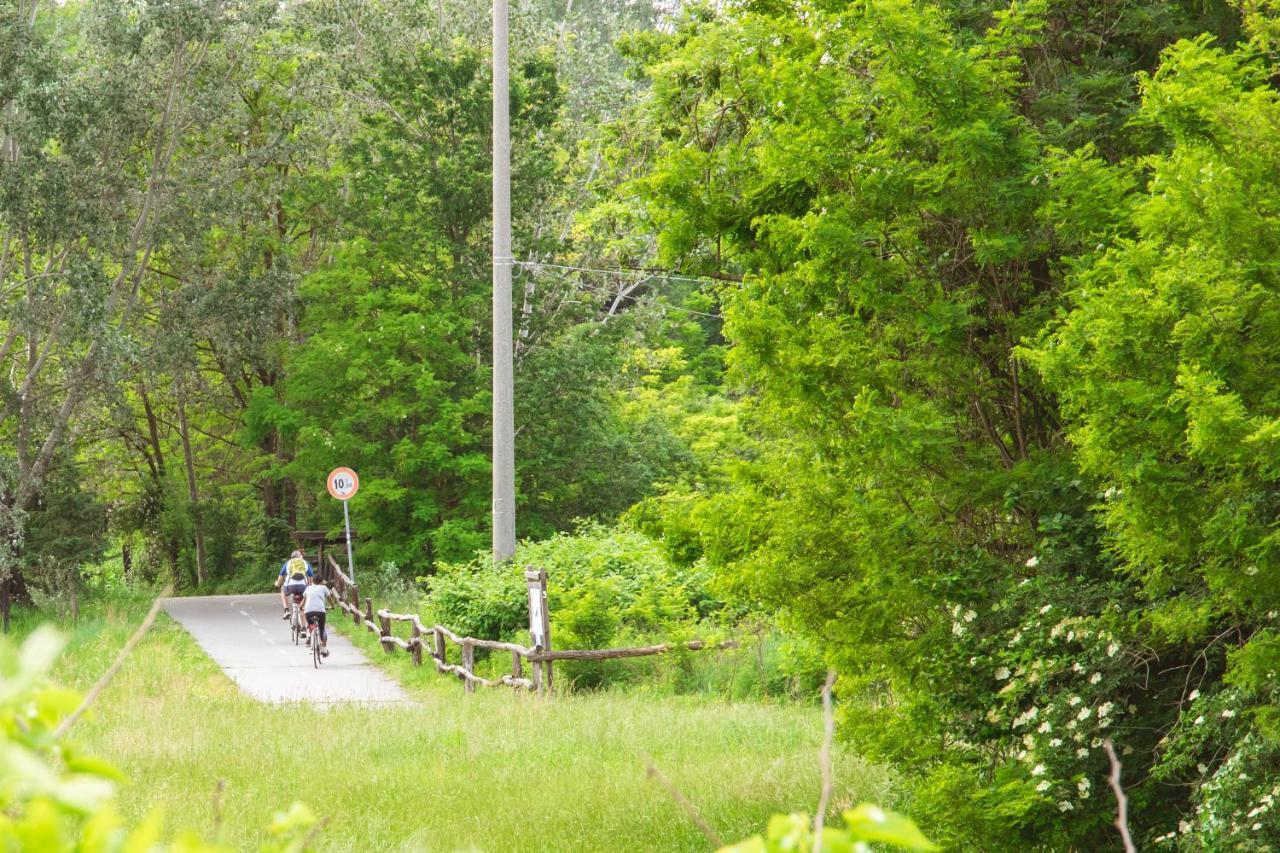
326 467 359 501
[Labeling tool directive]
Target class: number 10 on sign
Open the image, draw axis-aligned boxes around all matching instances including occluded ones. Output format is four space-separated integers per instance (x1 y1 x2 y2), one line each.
327 467 359 581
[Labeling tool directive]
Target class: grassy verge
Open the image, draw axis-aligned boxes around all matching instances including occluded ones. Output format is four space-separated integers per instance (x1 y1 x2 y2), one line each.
17 594 892 851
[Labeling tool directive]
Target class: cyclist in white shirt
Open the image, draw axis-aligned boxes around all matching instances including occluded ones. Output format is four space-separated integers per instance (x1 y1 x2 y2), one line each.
302 575 335 657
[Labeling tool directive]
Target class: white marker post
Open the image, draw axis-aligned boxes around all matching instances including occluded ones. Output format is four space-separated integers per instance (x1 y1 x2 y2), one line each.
326 467 360 582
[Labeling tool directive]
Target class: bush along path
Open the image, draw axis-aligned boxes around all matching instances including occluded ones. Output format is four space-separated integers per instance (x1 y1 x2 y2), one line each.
163 593 409 705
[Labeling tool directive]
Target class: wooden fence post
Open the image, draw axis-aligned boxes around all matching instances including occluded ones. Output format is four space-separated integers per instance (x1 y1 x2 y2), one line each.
512 649 523 682
350 586 361 627
434 629 446 664
462 642 475 694
378 612 392 653
410 623 423 666
525 567 551 695
364 597 374 632
538 568 552 692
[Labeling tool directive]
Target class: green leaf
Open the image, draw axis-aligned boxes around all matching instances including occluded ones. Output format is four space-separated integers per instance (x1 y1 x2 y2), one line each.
842 805 940 851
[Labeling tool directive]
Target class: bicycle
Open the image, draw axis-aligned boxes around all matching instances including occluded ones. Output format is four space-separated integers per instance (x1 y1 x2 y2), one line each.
306 616 323 668
289 595 304 645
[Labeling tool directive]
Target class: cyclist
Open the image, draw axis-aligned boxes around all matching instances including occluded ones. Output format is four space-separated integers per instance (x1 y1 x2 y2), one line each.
302 574 334 657
276 550 312 619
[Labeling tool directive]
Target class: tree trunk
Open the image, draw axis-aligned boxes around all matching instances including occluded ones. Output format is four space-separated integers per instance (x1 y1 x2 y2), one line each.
140 385 166 477
176 392 207 586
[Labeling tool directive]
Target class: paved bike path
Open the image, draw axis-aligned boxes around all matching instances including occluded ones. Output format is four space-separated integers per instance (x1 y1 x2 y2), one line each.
164 593 410 705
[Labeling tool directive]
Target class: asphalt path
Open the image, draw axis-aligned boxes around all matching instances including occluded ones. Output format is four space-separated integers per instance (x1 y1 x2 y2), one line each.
163 593 410 705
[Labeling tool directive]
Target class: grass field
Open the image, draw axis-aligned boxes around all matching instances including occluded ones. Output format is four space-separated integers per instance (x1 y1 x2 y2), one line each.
15 594 893 852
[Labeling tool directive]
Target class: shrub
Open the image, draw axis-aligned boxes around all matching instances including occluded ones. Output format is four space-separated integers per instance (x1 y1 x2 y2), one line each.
421 522 712 645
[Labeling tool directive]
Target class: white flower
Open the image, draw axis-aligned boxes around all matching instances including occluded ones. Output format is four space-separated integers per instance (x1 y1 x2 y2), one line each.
1032 764 1046 776
1107 642 1120 657
963 609 977 623
1049 738 1063 747
952 622 966 636
1036 781 1051 792
1078 778 1091 792
1221 709 1236 719
1188 689 1200 702
1076 748 1089 758
1077 707 1092 721
1068 695 1082 707
1194 715 1205 726
1038 722 1052 734
1197 763 1208 775
1026 556 1039 568
1098 702 1114 717
1089 672 1103 685
1040 604 1053 614
995 667 1011 681
1179 820 1192 834
1072 662 1084 673
1058 800 1074 812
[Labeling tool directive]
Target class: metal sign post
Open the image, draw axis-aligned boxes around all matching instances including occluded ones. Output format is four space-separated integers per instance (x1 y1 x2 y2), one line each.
326 467 360 582
342 498 355 582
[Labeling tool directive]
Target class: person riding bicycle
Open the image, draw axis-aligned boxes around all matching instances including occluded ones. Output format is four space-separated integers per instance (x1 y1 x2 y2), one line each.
302 574 334 657
276 550 313 619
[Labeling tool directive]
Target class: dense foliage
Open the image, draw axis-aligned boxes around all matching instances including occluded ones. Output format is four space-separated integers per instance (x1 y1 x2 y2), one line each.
603 0 1280 848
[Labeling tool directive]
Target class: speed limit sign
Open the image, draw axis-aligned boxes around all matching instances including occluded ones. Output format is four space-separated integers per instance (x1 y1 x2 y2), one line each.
327 467 359 501
327 467 359 581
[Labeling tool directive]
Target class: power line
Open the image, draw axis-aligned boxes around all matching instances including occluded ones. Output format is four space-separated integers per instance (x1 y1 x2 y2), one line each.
514 259 726 287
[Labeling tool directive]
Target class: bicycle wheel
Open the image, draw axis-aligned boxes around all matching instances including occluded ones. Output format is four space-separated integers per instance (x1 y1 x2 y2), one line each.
312 627 321 668
292 607 301 645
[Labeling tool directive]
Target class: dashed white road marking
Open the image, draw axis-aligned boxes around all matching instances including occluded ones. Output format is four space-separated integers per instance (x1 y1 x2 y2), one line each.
239 610 249 617
249 618 259 626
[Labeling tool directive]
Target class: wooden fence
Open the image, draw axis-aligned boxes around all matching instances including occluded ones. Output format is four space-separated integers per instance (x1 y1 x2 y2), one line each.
314 552 734 695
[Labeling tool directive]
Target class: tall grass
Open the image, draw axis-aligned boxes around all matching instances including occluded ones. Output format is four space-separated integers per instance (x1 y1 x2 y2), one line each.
20 595 893 852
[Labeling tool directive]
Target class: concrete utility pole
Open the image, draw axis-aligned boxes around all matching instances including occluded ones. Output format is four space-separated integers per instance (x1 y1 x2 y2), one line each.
492 0 517 562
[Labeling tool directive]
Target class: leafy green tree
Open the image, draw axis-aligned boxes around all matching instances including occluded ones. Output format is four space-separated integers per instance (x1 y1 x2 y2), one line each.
1032 28 1280 847
606 0 1255 846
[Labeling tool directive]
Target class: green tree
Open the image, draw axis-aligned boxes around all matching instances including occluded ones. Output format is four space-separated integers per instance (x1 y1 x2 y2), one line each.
606 0 1251 846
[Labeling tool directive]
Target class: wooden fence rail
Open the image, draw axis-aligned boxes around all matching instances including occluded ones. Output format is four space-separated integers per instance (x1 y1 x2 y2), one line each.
313 550 735 695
